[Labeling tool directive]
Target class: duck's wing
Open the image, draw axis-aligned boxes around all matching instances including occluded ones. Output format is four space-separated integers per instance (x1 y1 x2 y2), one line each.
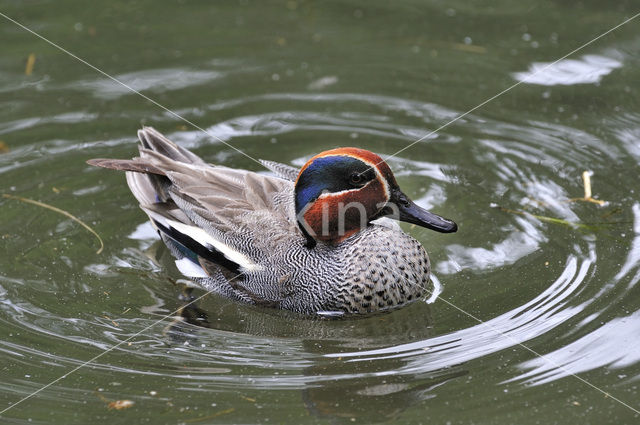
259 159 299 182
88 128 299 302
158 160 298 261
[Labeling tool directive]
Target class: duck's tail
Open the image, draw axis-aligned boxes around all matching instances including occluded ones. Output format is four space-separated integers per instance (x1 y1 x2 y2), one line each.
135 127 206 166
87 127 205 205
88 127 260 287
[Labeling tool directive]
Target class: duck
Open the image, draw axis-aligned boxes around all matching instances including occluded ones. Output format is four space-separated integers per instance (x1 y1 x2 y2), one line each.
88 127 457 315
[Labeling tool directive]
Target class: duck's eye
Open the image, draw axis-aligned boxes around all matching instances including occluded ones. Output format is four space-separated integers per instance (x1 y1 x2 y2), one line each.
349 172 365 186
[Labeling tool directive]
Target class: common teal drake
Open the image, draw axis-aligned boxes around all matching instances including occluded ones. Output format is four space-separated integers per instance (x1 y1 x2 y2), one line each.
88 127 457 315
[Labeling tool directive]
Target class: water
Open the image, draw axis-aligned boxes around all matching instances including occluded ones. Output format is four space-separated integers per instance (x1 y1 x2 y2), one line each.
1 1 640 423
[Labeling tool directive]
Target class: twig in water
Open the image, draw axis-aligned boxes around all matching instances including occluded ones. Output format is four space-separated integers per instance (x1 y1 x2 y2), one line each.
25 53 36 75
496 206 591 230
2 193 104 254
568 171 607 205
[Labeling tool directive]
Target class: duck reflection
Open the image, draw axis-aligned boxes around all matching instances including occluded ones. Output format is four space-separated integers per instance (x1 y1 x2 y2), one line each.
162 283 438 346
160 281 466 422
140 238 467 421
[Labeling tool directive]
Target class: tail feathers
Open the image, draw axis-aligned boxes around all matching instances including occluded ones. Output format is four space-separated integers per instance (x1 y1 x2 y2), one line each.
137 127 206 165
87 127 206 205
86 158 166 175
126 171 171 205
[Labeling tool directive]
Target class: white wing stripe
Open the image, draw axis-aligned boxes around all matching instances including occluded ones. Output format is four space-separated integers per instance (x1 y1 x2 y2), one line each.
165 218 263 273
145 209 169 228
175 258 209 278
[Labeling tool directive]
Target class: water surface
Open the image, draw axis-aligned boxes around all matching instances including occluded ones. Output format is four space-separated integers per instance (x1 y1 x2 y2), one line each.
1 1 640 424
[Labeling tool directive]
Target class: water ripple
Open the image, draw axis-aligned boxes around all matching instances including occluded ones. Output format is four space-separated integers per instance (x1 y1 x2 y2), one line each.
0 87 638 420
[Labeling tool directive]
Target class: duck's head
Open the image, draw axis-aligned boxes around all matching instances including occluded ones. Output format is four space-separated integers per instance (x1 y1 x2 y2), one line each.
294 147 457 245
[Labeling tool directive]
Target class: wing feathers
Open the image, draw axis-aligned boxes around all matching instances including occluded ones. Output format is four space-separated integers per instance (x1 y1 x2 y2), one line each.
143 206 262 274
259 159 299 181
175 257 209 278
88 127 300 299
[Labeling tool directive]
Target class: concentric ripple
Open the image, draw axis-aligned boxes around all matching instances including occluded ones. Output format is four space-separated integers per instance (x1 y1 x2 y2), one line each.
1 86 639 422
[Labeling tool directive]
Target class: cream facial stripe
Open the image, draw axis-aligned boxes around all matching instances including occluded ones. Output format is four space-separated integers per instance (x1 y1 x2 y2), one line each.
316 179 376 200
312 153 391 202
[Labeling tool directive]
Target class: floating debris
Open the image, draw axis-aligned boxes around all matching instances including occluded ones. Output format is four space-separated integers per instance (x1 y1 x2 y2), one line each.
107 400 135 410
25 53 36 76
496 205 591 230
308 75 338 90
498 170 614 230
2 193 104 254
569 170 607 206
95 391 135 410
103 315 119 327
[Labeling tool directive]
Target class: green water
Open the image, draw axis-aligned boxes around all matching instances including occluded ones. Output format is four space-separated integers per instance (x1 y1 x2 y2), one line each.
2 1 640 424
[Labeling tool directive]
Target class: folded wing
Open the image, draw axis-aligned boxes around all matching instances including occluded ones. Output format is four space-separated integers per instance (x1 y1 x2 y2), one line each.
88 128 297 296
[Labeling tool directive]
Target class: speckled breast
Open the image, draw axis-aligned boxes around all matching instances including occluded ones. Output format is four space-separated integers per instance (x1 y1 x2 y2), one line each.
328 226 432 314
